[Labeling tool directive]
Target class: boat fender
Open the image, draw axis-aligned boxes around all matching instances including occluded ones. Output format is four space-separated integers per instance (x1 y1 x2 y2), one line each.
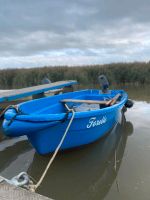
125 99 134 108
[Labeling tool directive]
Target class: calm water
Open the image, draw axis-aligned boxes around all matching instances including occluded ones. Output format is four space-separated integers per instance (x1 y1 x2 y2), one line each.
0 86 150 200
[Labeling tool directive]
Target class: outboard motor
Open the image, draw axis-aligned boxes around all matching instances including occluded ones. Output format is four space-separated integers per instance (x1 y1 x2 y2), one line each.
98 75 109 93
32 77 51 99
41 77 51 84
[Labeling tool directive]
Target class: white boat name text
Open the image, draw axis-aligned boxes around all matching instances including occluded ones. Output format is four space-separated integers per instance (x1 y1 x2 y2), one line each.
87 116 107 128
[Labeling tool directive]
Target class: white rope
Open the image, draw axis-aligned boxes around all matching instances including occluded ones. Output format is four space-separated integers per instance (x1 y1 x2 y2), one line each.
31 106 75 192
0 105 75 192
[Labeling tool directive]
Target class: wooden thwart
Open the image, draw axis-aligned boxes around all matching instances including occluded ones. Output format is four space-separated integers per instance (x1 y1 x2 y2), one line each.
61 99 108 105
61 93 121 106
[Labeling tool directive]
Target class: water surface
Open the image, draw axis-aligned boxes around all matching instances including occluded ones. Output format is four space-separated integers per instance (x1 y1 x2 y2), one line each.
0 85 150 200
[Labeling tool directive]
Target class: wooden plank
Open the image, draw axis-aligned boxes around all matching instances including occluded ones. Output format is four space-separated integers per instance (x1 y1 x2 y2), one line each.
110 93 121 105
105 93 121 106
0 80 77 103
61 99 108 104
0 182 53 200
61 93 121 106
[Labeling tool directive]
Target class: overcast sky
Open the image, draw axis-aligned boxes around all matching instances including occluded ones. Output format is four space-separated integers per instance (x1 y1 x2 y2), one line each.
0 0 150 68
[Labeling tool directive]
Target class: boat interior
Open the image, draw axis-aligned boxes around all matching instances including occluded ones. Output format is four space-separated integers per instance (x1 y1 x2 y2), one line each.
19 89 124 115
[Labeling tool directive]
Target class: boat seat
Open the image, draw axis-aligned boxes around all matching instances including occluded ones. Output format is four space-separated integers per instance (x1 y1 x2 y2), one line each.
60 99 108 105
60 93 121 108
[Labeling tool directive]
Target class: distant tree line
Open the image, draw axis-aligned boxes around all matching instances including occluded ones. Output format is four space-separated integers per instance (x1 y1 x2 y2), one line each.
0 62 150 89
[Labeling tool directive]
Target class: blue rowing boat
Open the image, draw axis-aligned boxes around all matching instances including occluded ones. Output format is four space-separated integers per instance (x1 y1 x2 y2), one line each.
2 88 129 154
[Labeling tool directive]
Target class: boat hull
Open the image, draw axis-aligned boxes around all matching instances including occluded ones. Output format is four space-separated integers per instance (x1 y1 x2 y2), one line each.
27 108 120 154
2 89 127 154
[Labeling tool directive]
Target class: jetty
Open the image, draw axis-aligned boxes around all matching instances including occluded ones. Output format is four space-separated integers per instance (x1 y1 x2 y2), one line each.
0 182 52 200
0 80 77 103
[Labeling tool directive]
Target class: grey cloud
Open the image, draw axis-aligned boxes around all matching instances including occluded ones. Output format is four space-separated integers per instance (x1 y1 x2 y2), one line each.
0 0 150 66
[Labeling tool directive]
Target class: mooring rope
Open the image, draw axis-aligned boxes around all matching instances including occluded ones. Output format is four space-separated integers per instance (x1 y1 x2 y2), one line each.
0 104 75 192
29 105 75 192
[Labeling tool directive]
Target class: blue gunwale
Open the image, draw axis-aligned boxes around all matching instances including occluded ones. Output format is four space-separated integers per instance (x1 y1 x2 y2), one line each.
4 89 127 122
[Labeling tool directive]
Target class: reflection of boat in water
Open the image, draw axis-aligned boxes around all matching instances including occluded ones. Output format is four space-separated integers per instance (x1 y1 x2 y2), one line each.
27 112 133 200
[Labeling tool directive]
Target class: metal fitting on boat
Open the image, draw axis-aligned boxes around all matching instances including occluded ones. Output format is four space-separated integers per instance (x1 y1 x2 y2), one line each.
125 99 134 108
